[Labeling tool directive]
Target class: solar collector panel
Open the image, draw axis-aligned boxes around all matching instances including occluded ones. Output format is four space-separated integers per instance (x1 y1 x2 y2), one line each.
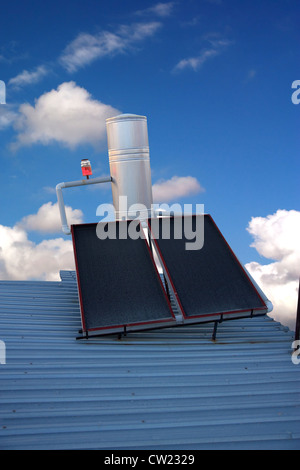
72 221 176 336
148 215 267 321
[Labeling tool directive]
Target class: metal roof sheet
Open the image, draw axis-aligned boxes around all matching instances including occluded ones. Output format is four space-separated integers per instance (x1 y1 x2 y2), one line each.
0 271 299 450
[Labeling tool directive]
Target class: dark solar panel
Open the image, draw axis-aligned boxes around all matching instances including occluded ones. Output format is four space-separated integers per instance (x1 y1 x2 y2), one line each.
148 215 267 321
72 221 175 336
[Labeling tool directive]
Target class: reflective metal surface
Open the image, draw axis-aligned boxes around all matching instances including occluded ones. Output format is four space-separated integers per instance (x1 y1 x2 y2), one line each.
106 114 153 220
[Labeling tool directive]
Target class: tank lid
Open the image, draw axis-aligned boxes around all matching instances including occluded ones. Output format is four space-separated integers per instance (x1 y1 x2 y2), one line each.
106 114 147 124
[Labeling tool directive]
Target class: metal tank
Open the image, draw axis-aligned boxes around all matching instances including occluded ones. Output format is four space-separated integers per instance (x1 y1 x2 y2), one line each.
106 114 153 220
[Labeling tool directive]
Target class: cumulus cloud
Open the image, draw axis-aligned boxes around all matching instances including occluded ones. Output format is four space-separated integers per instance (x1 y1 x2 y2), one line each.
0 105 17 130
245 210 300 331
12 81 120 150
0 202 83 281
18 202 83 233
152 176 205 203
60 21 161 73
0 225 75 281
8 65 49 88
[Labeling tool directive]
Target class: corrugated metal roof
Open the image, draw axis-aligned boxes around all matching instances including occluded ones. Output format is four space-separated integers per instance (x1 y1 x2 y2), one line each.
0 270 299 450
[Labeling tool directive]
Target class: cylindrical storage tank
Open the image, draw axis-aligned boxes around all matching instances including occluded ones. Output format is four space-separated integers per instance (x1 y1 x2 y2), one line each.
106 114 153 220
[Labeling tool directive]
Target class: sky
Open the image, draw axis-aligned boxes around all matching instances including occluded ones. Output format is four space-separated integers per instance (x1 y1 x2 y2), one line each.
0 0 299 330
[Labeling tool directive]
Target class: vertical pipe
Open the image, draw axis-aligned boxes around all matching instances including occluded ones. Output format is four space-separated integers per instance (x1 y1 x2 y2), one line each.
295 278 300 343
56 176 112 235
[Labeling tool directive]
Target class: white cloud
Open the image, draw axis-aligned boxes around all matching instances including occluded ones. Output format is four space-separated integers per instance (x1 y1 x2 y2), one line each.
173 37 232 73
0 202 85 281
43 186 57 195
148 2 175 16
8 65 48 88
174 49 219 72
152 176 205 203
135 2 175 17
18 202 84 233
0 224 75 281
12 81 120 150
245 210 300 331
60 22 162 73
118 21 162 41
0 105 17 130
59 32 125 72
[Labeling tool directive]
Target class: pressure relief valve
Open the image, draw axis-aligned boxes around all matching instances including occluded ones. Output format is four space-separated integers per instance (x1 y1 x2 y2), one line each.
81 159 93 179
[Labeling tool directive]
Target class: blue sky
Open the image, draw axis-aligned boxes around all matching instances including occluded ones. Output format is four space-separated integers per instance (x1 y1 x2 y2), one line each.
0 0 299 327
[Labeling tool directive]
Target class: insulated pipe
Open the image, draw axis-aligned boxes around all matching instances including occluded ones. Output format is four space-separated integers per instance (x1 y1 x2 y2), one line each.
106 114 153 221
295 278 300 343
56 176 112 235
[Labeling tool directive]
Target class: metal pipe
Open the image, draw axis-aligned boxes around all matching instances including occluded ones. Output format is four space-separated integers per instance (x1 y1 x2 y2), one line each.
56 176 112 235
295 278 300 343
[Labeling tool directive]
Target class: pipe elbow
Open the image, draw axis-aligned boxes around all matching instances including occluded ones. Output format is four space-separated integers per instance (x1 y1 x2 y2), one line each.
62 225 71 236
56 182 65 192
